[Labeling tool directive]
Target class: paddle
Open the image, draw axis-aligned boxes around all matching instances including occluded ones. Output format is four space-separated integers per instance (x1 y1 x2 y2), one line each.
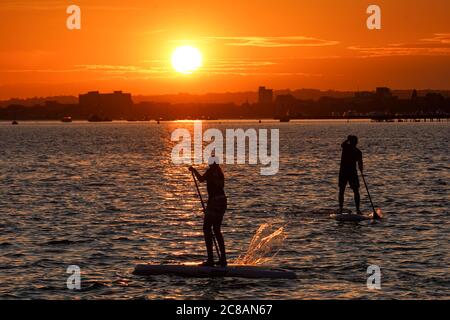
191 171 221 260
361 171 382 219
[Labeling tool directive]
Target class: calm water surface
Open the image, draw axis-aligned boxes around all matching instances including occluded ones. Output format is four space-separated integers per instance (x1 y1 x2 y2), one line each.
0 120 448 299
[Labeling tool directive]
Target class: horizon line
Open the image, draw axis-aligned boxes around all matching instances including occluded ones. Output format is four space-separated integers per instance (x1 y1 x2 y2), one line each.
2 87 450 101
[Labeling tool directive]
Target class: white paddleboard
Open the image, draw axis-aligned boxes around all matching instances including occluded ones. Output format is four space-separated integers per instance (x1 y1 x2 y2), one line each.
331 208 383 221
133 262 296 279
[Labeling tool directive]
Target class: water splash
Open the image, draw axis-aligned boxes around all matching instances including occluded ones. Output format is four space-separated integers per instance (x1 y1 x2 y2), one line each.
233 223 287 265
376 208 384 218
369 208 384 219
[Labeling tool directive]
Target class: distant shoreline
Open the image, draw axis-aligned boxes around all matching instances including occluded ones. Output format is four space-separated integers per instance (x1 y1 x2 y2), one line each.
1 118 449 123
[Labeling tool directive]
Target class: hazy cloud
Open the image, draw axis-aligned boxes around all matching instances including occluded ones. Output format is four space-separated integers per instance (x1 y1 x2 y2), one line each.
0 1 139 11
73 59 319 78
421 33 450 44
75 64 169 75
349 33 450 58
0 0 65 11
202 36 339 47
1 68 81 73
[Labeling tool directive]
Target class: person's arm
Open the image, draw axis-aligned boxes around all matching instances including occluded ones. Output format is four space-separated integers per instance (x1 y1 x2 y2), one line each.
189 166 207 182
341 139 349 148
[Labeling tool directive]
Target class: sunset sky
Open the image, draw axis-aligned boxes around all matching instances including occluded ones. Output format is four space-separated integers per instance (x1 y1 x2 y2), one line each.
0 0 449 99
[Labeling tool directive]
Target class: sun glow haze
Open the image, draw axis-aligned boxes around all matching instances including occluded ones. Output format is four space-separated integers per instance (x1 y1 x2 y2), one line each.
0 1 449 98
171 46 203 74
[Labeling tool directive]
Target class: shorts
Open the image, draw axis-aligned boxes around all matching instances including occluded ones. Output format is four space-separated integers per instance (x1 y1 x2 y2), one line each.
339 170 360 189
206 195 227 221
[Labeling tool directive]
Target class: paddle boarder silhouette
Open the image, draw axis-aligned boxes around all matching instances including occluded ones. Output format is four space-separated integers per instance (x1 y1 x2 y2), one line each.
189 155 228 267
338 135 363 214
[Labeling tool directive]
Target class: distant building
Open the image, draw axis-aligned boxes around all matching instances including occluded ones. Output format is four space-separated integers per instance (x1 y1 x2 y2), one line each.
258 86 273 104
79 91 133 109
275 94 297 107
354 91 373 98
275 94 297 117
45 100 59 107
376 87 392 98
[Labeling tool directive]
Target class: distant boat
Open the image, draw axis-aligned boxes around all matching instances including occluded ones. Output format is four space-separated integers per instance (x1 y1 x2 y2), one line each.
61 116 72 123
126 117 149 122
12 120 18 125
88 115 112 122
279 116 290 122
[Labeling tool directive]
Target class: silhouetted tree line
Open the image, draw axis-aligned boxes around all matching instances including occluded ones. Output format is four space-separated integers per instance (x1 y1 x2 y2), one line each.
1 91 449 120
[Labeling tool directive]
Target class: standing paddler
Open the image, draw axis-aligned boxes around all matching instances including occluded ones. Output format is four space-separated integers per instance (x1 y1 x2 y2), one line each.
338 135 364 215
189 156 228 267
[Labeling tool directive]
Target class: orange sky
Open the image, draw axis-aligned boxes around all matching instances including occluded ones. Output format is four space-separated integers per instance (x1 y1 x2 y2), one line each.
0 0 449 99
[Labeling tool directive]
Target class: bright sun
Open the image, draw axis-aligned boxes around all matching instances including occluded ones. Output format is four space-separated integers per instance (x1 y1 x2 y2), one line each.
171 46 202 74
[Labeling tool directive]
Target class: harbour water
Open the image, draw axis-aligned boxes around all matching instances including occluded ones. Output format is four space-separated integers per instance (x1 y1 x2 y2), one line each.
0 120 448 299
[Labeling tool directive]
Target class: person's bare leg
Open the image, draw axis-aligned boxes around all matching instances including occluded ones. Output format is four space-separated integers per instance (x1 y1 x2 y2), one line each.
353 187 361 214
338 187 345 213
202 219 214 265
213 224 227 266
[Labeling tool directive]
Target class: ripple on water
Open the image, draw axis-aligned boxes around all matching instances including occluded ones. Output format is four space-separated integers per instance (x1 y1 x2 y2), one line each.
0 121 448 299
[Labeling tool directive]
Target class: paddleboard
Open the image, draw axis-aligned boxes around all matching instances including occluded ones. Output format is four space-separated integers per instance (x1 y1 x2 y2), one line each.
330 213 371 221
330 211 383 221
133 262 296 279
